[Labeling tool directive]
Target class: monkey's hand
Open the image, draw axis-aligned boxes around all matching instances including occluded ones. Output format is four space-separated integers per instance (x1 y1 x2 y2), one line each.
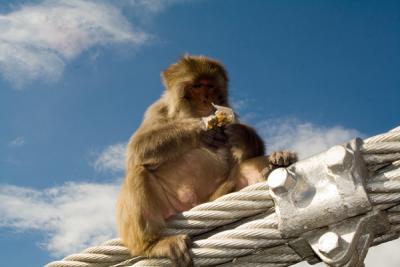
269 151 297 167
225 123 265 161
200 127 227 149
148 234 192 267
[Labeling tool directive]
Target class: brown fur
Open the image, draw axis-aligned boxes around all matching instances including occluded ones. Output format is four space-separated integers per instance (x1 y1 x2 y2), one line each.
116 55 296 267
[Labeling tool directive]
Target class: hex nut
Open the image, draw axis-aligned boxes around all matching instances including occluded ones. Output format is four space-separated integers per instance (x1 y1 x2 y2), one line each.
268 168 296 194
325 146 353 172
318 232 341 257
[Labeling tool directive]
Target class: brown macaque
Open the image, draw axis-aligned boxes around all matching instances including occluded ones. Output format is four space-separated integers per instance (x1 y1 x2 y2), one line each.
116 55 296 266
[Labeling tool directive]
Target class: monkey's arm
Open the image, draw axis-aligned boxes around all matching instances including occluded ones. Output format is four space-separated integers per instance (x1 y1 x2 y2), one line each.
207 124 265 201
225 123 265 162
117 166 192 265
127 119 202 168
120 118 199 264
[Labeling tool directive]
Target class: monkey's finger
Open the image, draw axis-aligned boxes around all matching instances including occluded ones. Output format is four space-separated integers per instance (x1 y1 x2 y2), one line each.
284 152 297 165
169 246 179 266
282 152 290 165
182 250 193 267
175 235 192 267
278 153 285 165
214 132 228 143
212 139 227 148
289 152 298 164
224 123 243 135
279 151 297 166
270 152 282 166
201 135 218 148
201 130 216 139
214 127 225 134
179 245 193 267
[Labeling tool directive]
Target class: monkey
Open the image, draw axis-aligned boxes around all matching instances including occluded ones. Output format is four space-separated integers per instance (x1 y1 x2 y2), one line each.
116 55 296 267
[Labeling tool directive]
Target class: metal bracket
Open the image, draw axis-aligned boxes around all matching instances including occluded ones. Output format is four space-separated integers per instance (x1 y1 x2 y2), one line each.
267 138 392 266
268 138 372 238
303 211 390 267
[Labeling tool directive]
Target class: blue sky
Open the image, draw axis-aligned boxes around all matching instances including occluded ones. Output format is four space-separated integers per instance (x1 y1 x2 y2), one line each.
0 1 399 266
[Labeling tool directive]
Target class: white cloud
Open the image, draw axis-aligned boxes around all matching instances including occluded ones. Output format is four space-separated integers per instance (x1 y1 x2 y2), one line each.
257 118 362 159
124 0 186 14
93 142 127 173
0 0 149 88
231 99 248 112
0 182 119 256
9 136 26 147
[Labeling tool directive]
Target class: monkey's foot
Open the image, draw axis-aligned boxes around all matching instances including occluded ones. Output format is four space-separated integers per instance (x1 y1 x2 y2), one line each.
148 234 192 267
261 151 297 179
269 151 297 167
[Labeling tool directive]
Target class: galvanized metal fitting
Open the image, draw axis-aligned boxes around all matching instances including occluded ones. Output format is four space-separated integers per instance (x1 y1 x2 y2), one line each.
303 211 390 267
268 138 372 238
268 168 296 194
318 232 342 257
268 138 390 267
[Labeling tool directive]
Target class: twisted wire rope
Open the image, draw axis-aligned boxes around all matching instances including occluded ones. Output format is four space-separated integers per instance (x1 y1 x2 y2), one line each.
45 125 400 267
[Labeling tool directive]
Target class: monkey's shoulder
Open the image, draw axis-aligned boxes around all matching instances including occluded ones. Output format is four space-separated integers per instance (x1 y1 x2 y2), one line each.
143 99 169 120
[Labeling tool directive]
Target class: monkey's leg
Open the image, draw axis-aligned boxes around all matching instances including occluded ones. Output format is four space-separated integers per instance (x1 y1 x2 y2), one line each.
209 156 270 201
233 156 270 190
117 166 192 267
208 175 237 201
233 152 297 190
210 152 298 198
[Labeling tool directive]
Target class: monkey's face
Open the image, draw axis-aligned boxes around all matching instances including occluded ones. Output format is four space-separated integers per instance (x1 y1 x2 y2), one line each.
184 78 225 117
162 55 229 117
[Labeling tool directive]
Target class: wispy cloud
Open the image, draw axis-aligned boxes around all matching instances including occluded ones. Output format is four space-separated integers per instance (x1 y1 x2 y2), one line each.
93 142 127 173
231 99 248 112
124 0 187 14
0 0 149 88
8 136 26 147
257 118 362 159
0 182 119 256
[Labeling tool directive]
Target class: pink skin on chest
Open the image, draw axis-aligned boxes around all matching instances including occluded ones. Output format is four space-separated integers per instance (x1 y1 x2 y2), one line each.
156 148 230 218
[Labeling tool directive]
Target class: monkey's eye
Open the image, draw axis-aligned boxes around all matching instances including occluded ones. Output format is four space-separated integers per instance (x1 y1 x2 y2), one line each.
192 84 201 89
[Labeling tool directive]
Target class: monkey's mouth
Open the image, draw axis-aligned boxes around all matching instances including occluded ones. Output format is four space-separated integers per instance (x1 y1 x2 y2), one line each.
197 103 216 117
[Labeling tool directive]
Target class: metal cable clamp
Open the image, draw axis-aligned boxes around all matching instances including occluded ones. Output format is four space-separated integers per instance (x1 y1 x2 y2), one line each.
268 138 390 266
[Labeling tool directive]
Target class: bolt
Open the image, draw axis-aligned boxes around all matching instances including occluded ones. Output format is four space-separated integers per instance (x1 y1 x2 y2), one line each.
325 145 353 172
318 232 341 257
267 168 296 194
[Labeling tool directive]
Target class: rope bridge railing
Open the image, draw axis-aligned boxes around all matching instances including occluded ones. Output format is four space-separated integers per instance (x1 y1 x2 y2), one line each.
46 125 400 267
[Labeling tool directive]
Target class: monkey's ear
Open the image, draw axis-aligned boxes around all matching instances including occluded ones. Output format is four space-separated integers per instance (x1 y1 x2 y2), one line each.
161 55 185 89
161 65 176 89
160 70 169 89
182 53 191 60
